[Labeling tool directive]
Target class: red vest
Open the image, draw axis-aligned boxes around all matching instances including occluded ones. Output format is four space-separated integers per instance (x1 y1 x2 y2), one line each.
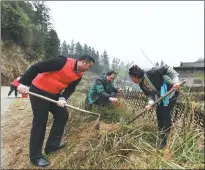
32 58 83 94
11 77 21 87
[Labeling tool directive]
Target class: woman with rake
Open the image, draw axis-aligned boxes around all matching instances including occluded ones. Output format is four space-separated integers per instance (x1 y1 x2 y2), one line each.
128 64 180 149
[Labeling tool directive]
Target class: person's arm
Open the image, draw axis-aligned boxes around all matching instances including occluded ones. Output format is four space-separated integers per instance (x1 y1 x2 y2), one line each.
19 56 67 86
157 66 180 84
95 79 110 99
16 77 21 81
139 82 155 106
165 67 180 83
110 81 118 93
59 77 82 100
147 95 155 105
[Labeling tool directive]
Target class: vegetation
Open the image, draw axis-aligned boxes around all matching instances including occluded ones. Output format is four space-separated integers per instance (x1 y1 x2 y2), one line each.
1 2 204 168
1 73 204 169
1 1 60 61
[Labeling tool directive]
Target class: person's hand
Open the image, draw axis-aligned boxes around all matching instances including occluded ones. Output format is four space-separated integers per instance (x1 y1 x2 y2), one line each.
145 105 153 111
172 82 181 90
17 84 29 94
109 97 118 103
57 99 67 107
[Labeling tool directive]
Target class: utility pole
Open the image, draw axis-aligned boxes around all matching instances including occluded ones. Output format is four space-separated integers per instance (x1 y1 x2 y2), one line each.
123 61 134 89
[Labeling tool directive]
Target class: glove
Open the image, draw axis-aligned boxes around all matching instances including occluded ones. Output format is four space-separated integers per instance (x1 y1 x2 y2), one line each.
17 84 29 94
57 97 67 107
145 105 153 111
109 97 118 103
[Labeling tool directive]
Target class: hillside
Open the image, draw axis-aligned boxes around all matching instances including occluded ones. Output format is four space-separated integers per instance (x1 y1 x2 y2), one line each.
1 41 30 85
1 73 204 169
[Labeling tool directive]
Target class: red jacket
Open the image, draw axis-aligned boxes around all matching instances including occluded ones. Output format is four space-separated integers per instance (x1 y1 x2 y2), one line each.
32 58 83 94
11 76 21 87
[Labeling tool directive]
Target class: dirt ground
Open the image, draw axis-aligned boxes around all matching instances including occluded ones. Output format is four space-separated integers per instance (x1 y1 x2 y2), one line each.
1 96 120 169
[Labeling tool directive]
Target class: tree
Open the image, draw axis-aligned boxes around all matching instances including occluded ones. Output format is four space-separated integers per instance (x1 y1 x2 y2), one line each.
95 51 101 73
1 1 33 46
83 44 88 55
1 1 60 61
68 40 75 57
100 50 110 73
196 57 204 62
61 41 69 56
88 46 92 56
44 29 60 59
31 1 51 32
74 42 83 59
118 61 126 78
111 57 121 72
90 48 100 73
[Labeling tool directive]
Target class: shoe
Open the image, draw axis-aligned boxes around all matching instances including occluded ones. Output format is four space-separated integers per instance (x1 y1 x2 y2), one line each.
30 157 50 167
157 141 167 150
45 142 66 155
157 132 168 150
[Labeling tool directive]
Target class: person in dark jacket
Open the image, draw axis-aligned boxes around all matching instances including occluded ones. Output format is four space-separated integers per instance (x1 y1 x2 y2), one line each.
85 70 122 110
128 64 180 149
8 76 22 98
17 55 95 167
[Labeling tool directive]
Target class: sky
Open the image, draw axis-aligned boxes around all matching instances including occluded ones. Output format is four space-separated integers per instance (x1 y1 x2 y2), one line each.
46 1 204 69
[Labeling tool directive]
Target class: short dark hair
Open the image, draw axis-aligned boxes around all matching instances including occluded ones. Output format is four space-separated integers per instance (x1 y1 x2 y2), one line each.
78 55 95 63
106 70 117 76
129 65 144 79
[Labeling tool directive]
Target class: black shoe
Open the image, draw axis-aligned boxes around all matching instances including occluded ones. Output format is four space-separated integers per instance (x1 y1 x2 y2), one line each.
45 142 66 155
157 132 168 150
157 142 167 150
30 157 50 167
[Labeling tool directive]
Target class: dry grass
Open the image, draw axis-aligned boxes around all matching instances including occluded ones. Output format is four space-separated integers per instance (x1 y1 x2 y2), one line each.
1 75 204 169
1 41 29 85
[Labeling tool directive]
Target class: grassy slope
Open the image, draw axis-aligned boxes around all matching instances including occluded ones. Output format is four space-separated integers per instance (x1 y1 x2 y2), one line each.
1 41 30 85
1 73 204 169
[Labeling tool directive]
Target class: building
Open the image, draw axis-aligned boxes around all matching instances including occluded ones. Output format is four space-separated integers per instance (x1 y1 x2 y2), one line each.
173 61 204 87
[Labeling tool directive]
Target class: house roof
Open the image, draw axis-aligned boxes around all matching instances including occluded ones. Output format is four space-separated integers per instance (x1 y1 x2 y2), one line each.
180 61 204 68
173 61 204 70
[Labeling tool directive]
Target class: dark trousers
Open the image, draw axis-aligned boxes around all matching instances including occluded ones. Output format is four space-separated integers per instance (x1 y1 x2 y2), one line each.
85 92 117 110
8 84 17 96
156 92 179 143
29 85 69 160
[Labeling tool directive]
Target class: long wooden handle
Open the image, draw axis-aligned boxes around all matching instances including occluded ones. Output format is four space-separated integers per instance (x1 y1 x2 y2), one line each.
149 80 186 107
28 91 100 117
127 80 186 124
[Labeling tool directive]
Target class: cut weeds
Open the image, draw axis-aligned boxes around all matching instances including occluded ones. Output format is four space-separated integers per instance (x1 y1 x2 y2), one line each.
1 79 204 169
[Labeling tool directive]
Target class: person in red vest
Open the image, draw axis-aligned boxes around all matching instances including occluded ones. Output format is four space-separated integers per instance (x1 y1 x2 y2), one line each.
17 55 95 167
8 76 22 98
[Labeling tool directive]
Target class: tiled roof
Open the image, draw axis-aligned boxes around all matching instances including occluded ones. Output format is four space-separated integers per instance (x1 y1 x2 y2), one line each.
180 61 204 68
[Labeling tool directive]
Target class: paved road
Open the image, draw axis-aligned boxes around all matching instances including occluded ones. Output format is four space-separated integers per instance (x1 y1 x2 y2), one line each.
1 86 23 168
1 86 19 115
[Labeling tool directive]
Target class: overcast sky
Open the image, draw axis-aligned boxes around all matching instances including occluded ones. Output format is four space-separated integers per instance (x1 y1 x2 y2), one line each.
46 1 204 68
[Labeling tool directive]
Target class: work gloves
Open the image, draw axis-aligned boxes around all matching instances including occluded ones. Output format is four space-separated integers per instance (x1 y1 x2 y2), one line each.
17 84 29 94
18 83 67 107
109 97 118 103
57 97 67 107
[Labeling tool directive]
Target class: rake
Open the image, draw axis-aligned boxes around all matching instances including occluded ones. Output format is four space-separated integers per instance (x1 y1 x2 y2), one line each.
28 91 101 130
127 80 187 125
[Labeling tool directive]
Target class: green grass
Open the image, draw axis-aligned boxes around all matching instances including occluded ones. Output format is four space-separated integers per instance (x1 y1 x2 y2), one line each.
63 121 204 169
64 86 204 169
2 75 204 169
